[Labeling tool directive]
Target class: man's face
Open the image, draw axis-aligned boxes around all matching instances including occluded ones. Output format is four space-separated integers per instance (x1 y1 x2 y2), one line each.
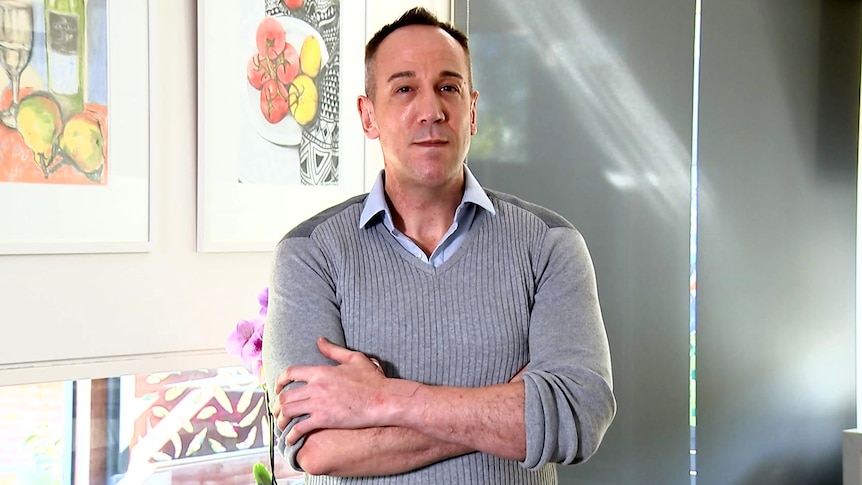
358 25 478 191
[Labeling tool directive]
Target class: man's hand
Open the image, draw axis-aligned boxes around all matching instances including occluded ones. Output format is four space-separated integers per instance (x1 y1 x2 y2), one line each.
272 337 394 444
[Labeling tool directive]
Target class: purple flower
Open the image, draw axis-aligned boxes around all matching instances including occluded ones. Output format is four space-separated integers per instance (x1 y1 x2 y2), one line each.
226 316 265 376
258 287 269 316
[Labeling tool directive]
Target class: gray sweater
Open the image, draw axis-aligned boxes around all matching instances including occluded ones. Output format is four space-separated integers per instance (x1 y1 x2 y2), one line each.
263 190 616 484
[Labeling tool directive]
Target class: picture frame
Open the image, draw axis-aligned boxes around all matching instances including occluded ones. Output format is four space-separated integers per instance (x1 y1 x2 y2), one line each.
197 0 369 253
0 0 153 255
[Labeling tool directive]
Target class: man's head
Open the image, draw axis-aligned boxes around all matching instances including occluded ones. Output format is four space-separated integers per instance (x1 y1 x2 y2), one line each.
357 8 479 193
364 7 472 100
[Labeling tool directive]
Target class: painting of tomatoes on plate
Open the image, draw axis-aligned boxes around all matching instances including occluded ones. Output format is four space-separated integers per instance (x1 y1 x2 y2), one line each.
238 0 340 186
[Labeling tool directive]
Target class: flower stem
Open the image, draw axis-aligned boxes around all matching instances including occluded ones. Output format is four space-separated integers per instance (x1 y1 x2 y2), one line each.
263 385 278 485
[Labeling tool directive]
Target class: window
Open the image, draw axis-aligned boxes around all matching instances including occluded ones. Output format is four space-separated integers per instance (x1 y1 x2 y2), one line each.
0 381 68 484
0 367 303 485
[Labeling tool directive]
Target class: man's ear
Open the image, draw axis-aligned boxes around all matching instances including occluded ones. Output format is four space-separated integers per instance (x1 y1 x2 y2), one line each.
470 90 479 135
357 95 380 139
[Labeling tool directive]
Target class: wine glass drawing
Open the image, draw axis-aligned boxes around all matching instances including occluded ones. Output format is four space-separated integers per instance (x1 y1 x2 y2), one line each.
0 0 33 129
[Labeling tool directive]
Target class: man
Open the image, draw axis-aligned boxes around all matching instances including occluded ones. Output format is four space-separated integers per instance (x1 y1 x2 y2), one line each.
263 7 615 484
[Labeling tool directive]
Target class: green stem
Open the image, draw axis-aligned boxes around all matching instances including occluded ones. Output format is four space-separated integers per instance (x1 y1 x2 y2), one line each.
263 385 278 485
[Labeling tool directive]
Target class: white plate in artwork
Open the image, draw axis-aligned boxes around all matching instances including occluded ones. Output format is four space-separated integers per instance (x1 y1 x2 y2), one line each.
244 15 329 147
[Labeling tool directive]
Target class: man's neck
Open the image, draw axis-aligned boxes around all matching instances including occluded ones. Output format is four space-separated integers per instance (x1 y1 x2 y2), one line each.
384 174 465 257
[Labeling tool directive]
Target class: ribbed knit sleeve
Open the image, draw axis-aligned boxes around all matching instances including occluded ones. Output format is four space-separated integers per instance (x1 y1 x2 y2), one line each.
520 227 616 469
263 224 348 471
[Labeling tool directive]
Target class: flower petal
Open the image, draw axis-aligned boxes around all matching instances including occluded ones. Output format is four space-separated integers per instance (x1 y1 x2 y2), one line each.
226 318 260 358
242 332 263 361
258 287 269 316
236 319 256 339
226 330 248 358
251 316 265 333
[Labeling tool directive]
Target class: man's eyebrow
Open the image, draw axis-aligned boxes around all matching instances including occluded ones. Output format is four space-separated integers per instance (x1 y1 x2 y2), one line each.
387 71 416 83
386 70 466 83
439 70 465 81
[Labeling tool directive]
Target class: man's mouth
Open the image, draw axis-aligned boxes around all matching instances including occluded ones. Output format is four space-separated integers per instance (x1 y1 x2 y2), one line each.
414 139 448 147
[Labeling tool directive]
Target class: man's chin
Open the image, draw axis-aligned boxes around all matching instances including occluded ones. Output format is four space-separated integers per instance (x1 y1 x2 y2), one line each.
409 164 465 187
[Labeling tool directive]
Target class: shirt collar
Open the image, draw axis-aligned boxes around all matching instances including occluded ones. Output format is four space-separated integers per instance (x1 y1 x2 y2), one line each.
462 165 496 215
359 165 496 229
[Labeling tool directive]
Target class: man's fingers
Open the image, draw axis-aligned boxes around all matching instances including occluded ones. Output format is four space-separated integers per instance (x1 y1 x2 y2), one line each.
274 367 295 394
272 339 387 440
274 393 312 430
318 337 387 375
287 415 325 445
275 337 346 393
277 412 290 431
316 336 356 363
276 364 327 393
287 425 303 445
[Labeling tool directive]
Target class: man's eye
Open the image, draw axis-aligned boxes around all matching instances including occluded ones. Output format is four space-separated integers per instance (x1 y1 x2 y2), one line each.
440 85 459 93
395 86 412 93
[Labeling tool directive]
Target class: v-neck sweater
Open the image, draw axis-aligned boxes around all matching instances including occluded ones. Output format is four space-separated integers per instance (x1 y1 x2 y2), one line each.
263 189 616 485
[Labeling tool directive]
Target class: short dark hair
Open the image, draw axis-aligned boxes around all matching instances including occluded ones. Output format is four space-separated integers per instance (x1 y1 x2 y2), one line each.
364 7 473 99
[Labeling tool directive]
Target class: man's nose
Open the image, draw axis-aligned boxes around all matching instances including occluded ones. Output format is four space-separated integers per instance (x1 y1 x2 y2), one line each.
417 90 445 124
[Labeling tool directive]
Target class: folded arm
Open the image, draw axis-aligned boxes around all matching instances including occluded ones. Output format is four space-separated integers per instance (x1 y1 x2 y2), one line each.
295 426 471 476
274 343 530 476
274 338 528 475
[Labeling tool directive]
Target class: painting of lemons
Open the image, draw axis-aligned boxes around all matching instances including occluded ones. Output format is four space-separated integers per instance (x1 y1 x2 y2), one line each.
0 0 108 185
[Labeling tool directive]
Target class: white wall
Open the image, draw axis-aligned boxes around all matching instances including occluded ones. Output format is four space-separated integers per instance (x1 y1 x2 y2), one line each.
0 0 449 386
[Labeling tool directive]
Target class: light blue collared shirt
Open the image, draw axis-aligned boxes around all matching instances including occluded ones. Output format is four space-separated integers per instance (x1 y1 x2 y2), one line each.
358 166 496 267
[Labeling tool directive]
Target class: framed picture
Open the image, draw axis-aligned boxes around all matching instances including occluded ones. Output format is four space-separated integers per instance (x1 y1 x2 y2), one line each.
0 0 152 254
197 0 368 252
